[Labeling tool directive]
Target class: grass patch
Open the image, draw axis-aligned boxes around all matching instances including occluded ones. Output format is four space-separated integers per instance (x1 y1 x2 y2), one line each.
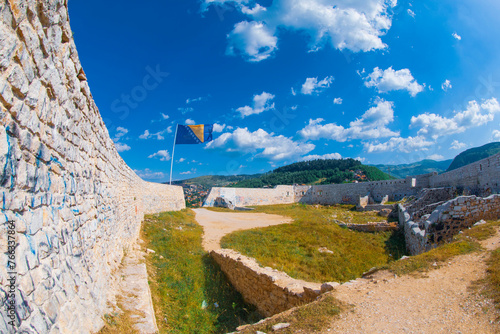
388 221 500 276
238 294 346 334
387 240 482 276
485 248 500 312
220 203 407 283
141 209 261 334
98 300 140 334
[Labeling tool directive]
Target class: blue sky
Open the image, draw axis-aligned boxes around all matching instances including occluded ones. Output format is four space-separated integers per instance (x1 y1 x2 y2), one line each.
68 0 500 182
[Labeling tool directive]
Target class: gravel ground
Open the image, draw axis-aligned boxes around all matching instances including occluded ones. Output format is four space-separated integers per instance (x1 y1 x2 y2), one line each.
325 229 500 334
192 208 291 251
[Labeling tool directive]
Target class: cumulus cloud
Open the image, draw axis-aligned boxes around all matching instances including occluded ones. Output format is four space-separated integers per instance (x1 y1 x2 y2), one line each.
301 76 334 95
206 127 315 160
300 153 342 161
113 127 131 152
364 67 424 97
161 113 169 120
185 119 196 125
493 130 500 141
299 99 399 141
226 21 278 62
139 127 172 140
134 168 167 181
364 136 434 153
450 140 466 150
427 154 444 160
333 97 343 105
236 91 275 117
442 79 452 91
148 150 171 161
205 0 397 61
410 98 500 139
213 123 226 132
452 32 461 41
115 142 131 152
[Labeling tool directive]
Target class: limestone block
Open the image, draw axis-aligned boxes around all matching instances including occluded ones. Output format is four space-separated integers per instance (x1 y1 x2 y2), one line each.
7 64 29 97
0 77 14 107
0 21 17 69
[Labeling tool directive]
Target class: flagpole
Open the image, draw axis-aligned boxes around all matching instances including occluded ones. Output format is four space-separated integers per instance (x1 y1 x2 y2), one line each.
170 124 179 185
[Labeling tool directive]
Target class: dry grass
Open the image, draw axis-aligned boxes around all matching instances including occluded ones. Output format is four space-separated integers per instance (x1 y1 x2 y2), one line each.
97 300 140 334
485 247 500 313
238 294 346 334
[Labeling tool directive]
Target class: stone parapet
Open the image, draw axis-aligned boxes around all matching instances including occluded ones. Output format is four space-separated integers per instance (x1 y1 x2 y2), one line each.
0 1 185 333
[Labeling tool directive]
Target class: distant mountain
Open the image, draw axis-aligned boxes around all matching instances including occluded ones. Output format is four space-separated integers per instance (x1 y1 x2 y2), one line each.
170 174 261 188
373 159 452 179
447 142 500 171
230 158 394 188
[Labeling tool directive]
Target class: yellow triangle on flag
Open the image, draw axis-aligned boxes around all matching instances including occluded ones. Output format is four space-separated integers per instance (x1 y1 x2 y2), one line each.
188 125 205 143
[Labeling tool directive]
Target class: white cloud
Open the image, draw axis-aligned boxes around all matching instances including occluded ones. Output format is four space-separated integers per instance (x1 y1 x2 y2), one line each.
161 113 169 120
364 136 434 153
134 168 167 181
236 91 275 117
452 32 461 41
410 98 500 139
427 154 444 161
115 142 131 152
178 107 194 114
493 130 500 141
178 158 186 162
226 21 278 62
355 156 366 162
148 150 171 161
206 127 315 160
333 97 343 105
206 0 397 61
113 127 128 142
441 79 452 91
139 127 172 140
450 140 466 150
185 119 196 125
291 87 297 96
180 171 193 175
213 123 226 132
407 9 415 18
364 67 424 97
299 99 399 141
301 153 342 161
301 76 334 95
186 97 205 104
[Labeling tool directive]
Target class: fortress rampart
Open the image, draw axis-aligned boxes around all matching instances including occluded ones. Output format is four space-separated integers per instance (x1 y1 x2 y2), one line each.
204 153 500 209
0 1 185 333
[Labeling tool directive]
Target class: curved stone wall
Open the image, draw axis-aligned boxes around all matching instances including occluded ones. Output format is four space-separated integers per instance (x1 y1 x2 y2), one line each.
0 1 185 333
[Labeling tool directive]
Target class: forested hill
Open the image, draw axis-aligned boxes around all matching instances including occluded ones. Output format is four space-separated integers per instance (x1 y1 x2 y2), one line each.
447 142 500 171
230 158 394 188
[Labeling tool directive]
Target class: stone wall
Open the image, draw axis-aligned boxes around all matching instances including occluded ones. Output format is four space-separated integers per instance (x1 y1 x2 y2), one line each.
211 249 332 318
0 1 185 333
399 194 500 255
428 153 500 194
203 185 295 208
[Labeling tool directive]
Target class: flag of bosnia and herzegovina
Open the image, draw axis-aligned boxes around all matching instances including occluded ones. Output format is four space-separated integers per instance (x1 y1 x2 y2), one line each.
175 124 214 145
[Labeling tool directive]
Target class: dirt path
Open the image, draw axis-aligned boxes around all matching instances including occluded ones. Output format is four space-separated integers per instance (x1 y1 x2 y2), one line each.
192 208 292 251
325 229 500 334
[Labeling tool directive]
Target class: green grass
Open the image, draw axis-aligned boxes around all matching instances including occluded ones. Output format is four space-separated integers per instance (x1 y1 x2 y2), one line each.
220 203 407 283
485 248 500 312
238 294 346 334
387 240 482 276
387 221 500 276
141 209 262 334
